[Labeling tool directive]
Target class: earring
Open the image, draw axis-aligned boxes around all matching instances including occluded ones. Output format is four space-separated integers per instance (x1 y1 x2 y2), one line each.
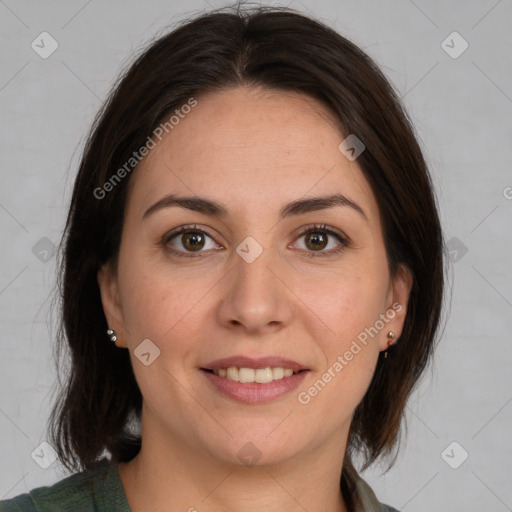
384 331 396 359
106 329 117 344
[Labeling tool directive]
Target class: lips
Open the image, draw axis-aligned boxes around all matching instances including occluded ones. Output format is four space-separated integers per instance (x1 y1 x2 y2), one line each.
200 356 310 403
202 356 309 373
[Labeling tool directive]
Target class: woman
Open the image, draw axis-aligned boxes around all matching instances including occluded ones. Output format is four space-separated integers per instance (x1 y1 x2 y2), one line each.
0 4 444 512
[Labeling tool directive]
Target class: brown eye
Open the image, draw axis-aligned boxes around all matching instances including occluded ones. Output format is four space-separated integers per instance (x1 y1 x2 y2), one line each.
180 231 206 252
294 224 349 258
304 232 328 251
163 225 220 257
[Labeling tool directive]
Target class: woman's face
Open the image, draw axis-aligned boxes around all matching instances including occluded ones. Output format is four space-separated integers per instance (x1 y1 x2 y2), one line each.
98 86 411 467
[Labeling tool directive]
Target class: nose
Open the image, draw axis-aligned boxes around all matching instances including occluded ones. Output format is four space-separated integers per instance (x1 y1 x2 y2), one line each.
216 242 294 336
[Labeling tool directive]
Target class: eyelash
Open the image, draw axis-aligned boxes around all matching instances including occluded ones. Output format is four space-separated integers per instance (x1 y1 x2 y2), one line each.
161 223 349 259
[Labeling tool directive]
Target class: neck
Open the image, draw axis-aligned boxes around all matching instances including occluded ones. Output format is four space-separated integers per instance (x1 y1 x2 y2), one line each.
118 412 350 512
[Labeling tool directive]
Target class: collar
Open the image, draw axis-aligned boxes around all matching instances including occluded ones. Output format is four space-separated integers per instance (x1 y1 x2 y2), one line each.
354 476 390 512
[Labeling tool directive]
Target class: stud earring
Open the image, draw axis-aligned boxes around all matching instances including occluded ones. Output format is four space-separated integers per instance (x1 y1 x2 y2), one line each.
384 331 396 359
106 329 117 344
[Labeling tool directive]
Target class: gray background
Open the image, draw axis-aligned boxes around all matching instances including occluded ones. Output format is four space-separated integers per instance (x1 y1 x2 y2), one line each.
1 0 511 510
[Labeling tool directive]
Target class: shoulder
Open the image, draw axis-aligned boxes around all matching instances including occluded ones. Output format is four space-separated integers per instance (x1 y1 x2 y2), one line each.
0 493 35 512
0 460 130 512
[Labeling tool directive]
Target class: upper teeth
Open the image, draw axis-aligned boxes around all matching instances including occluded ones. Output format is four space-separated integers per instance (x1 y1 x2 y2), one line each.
213 367 297 383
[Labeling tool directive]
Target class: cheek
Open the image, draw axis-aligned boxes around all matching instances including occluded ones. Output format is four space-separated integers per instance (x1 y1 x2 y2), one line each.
299 265 389 339
297 276 383 421
121 272 202 342
295 266 387 400
116 245 197 342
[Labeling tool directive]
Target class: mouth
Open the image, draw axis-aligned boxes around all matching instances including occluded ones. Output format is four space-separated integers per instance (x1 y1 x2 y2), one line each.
200 356 310 403
202 366 303 383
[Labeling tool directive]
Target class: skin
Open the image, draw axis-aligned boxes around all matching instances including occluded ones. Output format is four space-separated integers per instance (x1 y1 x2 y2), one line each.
98 86 412 512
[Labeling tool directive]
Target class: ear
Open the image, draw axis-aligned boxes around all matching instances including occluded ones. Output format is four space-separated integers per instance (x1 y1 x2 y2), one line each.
97 262 127 348
379 263 413 351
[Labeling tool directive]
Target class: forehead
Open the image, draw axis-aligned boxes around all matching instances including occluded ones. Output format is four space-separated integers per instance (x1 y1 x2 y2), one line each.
127 86 379 223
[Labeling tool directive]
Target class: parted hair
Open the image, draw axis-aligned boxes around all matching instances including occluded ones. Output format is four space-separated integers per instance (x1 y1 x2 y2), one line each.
48 3 444 508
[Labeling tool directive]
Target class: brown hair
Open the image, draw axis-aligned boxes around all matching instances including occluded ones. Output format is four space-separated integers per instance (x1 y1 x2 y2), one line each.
48 3 444 506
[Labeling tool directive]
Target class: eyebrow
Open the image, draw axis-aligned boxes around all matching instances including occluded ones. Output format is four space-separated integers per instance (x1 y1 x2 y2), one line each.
142 193 367 221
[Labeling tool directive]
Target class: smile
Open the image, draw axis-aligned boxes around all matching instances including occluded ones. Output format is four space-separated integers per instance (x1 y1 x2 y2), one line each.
201 356 310 403
211 367 299 383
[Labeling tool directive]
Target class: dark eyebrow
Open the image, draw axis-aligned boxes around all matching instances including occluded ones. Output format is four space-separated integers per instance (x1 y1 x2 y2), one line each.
280 194 367 220
142 193 367 221
143 195 228 220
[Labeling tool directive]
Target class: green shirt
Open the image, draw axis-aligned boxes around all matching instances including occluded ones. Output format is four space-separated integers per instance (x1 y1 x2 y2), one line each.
0 460 399 511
